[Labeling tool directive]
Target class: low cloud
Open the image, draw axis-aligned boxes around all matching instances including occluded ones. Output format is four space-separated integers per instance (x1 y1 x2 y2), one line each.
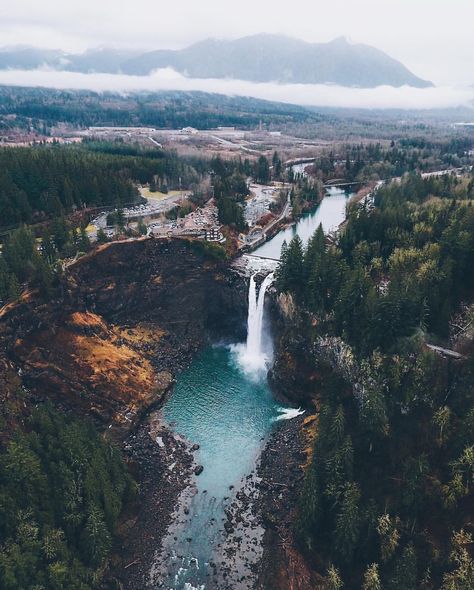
0 67 473 110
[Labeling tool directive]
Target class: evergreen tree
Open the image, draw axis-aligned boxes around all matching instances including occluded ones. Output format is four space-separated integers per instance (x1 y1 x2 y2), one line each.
387 544 418 590
0 258 11 301
333 482 361 563
96 228 108 244
325 565 344 590
362 563 383 590
276 235 304 297
3 225 36 282
116 209 126 232
34 253 54 297
52 216 69 252
137 218 148 235
442 530 474 590
78 227 91 253
305 223 327 311
272 151 282 179
40 229 56 264
255 155 270 184
7 273 21 301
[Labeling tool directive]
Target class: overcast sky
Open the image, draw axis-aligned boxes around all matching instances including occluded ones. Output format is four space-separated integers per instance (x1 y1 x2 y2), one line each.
0 0 473 87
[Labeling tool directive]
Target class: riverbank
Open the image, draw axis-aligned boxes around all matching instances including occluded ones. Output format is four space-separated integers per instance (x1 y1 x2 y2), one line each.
202 412 313 590
242 190 323 257
252 186 354 260
105 368 317 590
108 413 195 589
256 415 322 590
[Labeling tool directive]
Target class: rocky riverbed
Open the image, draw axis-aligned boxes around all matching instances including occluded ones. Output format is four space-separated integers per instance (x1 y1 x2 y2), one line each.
213 414 311 590
109 403 317 590
108 411 196 589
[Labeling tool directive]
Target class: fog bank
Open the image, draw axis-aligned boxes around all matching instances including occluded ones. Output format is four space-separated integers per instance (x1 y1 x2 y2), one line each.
0 67 473 110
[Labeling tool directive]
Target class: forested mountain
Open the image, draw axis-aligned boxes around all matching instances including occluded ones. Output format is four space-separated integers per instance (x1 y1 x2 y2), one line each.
0 35 432 88
275 172 474 589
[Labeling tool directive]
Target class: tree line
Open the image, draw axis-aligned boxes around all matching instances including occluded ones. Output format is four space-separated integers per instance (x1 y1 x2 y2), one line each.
305 140 473 185
0 87 313 134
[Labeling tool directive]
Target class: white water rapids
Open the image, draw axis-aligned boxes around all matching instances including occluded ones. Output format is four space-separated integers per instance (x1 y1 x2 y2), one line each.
273 407 305 421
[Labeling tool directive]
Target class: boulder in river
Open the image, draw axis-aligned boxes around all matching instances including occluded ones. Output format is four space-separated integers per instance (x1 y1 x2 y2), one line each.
194 465 204 475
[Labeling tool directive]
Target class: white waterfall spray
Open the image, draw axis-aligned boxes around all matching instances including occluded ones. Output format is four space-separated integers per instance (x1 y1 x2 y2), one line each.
234 272 274 377
246 273 273 360
246 274 258 354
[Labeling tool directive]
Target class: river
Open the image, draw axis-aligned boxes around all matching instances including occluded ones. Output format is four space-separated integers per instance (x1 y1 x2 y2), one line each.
253 186 353 260
153 186 354 589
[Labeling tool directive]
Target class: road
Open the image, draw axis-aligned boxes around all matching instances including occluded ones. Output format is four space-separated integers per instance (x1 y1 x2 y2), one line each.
243 192 291 251
263 194 291 235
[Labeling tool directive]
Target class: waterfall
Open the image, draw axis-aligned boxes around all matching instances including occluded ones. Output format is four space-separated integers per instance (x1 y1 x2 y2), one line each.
246 274 258 355
234 272 273 376
246 273 273 359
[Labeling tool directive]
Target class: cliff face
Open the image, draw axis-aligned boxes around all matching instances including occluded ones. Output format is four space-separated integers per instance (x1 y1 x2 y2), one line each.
0 238 246 432
67 238 245 340
268 292 322 407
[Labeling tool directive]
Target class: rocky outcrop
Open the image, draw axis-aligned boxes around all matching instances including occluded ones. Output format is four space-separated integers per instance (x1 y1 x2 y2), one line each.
0 238 247 433
11 310 171 427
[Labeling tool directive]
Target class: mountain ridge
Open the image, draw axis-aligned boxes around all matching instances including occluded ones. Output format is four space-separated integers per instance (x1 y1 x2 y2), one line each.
0 34 432 88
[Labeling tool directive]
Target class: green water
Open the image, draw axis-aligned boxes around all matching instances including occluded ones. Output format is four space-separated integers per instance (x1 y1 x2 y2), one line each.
158 344 290 589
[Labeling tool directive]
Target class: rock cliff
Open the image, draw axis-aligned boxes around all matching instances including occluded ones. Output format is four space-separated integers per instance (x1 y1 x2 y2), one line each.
0 237 246 434
268 292 323 407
